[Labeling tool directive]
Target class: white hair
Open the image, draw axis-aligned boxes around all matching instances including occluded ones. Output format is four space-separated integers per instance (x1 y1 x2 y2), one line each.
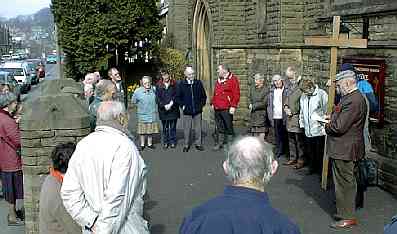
225 136 274 185
141 75 152 82
96 101 126 123
272 74 283 81
95 79 115 99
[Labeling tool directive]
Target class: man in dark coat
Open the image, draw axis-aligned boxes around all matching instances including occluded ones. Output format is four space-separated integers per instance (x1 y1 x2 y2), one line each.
156 70 180 149
180 136 300 234
176 66 207 152
325 70 367 229
108 67 126 108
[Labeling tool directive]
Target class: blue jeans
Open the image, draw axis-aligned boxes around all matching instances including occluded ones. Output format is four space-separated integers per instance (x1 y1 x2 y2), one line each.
162 119 177 144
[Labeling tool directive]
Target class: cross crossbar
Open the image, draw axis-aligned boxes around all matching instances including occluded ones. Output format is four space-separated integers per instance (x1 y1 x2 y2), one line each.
305 37 367 48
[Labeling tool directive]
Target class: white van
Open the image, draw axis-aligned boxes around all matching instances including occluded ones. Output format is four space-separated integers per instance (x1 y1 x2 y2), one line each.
0 62 31 92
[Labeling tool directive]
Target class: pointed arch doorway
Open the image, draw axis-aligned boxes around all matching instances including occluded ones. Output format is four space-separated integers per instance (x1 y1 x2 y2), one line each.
193 0 211 96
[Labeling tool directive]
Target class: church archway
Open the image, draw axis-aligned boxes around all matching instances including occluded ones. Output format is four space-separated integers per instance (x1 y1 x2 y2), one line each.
193 0 212 94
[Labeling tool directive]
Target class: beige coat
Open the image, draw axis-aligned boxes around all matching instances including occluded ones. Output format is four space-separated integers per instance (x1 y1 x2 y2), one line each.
39 175 81 234
285 82 303 133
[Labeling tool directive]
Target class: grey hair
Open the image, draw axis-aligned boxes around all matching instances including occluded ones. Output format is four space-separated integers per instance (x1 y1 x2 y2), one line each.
0 92 17 108
107 67 118 77
141 75 152 82
253 73 264 80
95 79 115 98
272 74 283 81
219 64 230 72
225 136 275 185
96 101 126 123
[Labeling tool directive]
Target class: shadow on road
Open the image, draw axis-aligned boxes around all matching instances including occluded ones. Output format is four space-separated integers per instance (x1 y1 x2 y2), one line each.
285 174 336 219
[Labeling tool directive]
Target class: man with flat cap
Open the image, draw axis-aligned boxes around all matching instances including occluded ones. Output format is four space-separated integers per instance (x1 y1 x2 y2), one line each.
325 70 367 229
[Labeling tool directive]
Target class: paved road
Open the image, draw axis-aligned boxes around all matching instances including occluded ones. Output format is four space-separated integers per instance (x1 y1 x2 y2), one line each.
1 68 396 233
135 121 397 234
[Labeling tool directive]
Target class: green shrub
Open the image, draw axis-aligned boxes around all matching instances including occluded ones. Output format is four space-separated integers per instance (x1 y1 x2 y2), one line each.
159 48 186 80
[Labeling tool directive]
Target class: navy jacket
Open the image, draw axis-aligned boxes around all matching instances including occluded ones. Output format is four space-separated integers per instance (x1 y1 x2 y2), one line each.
176 79 207 116
156 79 180 121
180 186 300 234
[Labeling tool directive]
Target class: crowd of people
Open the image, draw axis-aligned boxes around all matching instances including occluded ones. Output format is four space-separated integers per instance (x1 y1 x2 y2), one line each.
1 62 396 233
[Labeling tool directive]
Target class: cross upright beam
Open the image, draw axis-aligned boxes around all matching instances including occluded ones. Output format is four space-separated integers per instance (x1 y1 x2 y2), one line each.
304 16 368 190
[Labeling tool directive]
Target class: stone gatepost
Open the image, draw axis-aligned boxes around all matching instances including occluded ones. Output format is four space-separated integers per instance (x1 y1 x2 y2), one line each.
20 79 90 234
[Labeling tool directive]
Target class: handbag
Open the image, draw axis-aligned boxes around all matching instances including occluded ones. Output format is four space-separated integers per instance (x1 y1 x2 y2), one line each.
356 157 378 190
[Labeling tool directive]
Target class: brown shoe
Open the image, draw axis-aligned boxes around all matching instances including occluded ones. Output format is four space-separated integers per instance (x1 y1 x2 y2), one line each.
283 160 297 166
330 219 357 229
294 161 305 170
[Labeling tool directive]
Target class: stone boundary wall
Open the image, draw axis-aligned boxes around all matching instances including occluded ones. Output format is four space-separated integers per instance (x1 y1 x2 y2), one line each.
22 128 90 234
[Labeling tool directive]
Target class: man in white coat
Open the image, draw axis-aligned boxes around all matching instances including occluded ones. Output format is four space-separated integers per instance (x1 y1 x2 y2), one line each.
61 101 149 234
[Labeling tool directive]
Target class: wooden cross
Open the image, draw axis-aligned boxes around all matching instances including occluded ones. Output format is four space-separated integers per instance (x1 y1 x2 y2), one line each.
304 16 368 190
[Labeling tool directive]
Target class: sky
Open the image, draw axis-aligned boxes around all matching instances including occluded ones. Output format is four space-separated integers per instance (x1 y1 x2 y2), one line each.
0 0 51 19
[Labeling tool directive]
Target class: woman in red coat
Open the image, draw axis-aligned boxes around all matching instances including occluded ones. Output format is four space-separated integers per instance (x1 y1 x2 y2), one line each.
0 92 24 226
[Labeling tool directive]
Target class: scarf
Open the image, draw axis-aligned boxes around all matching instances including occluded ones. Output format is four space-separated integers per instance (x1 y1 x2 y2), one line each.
50 167 64 183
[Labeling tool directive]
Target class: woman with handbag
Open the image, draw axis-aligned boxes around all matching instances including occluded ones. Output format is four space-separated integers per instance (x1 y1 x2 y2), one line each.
0 92 24 226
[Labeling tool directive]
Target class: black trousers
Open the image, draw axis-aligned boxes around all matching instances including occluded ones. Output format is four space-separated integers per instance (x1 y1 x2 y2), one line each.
214 110 234 137
274 119 289 158
288 132 305 162
305 135 325 174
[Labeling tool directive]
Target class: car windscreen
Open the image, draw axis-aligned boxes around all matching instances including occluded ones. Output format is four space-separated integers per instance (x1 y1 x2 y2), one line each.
0 68 24 76
27 63 36 71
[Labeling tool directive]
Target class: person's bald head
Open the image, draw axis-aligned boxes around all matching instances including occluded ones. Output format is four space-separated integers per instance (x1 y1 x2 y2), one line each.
108 68 121 82
223 137 278 186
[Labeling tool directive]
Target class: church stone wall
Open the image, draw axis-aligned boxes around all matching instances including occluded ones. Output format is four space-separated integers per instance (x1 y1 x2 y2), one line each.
169 0 397 195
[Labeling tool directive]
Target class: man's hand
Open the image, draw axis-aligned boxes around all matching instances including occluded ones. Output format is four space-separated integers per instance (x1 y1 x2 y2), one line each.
229 107 236 115
165 101 174 111
284 107 292 117
248 104 253 112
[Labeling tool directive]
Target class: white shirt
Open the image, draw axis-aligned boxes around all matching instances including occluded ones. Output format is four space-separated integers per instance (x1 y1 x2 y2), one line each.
273 88 284 119
61 126 149 234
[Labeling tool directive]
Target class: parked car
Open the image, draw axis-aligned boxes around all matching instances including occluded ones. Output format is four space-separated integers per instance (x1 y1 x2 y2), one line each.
0 71 21 102
1 55 11 62
37 64 45 79
26 59 42 84
46 54 57 64
0 62 31 93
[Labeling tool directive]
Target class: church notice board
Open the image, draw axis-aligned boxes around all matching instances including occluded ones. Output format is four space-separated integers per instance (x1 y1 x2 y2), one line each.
342 57 386 127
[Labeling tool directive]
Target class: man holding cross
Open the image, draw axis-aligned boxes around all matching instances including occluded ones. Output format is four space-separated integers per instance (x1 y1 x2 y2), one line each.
325 70 367 229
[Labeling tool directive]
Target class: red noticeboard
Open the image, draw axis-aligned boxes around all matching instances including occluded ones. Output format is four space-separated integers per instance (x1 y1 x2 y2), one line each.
342 57 386 127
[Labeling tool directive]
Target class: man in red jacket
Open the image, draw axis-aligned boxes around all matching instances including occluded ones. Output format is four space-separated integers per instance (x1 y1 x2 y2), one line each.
211 64 240 151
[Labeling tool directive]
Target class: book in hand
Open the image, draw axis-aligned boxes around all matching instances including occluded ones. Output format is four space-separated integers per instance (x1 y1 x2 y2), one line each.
311 112 329 124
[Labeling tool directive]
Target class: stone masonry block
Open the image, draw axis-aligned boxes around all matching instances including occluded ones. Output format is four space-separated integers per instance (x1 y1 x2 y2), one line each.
22 147 54 157
55 128 91 137
23 165 50 175
38 156 50 167
21 138 42 148
41 136 76 147
23 157 37 166
21 130 55 139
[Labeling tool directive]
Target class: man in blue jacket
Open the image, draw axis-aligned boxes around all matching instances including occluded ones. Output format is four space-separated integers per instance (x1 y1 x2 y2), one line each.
180 136 301 234
176 66 207 152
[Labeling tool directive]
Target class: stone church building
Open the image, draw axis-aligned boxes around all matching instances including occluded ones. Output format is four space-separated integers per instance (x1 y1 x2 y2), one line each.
165 0 397 195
